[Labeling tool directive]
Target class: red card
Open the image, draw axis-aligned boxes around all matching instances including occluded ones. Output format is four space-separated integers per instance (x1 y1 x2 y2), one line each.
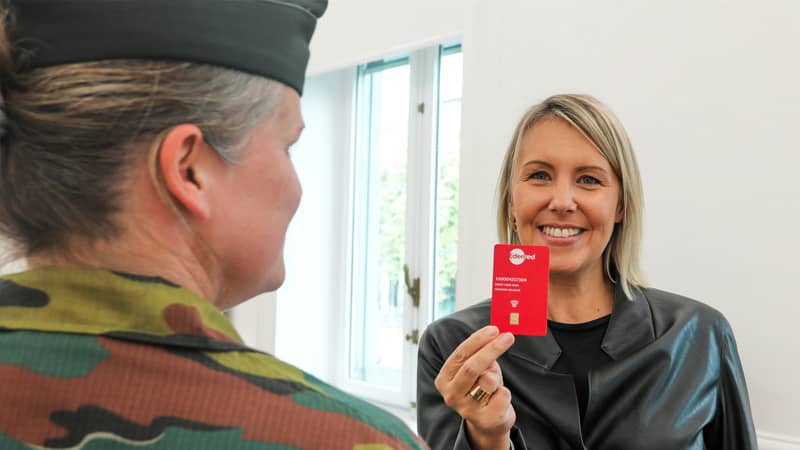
490 244 550 335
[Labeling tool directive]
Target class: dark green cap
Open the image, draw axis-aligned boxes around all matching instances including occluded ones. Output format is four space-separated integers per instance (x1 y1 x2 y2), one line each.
8 0 328 95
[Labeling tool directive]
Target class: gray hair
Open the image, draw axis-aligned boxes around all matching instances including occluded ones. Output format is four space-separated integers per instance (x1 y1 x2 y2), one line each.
497 94 646 299
0 14 283 258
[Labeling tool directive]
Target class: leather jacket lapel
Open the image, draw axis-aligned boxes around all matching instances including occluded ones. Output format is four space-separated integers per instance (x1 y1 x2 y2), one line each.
601 285 655 360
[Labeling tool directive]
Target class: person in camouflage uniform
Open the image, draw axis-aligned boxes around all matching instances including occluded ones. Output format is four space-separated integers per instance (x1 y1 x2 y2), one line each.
0 268 424 449
0 1 427 449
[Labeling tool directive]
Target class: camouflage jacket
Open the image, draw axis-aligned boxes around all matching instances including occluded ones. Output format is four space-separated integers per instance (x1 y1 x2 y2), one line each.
0 268 427 450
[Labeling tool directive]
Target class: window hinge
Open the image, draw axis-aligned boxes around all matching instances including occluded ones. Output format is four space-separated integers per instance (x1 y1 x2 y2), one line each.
405 328 419 345
417 102 425 114
403 264 420 308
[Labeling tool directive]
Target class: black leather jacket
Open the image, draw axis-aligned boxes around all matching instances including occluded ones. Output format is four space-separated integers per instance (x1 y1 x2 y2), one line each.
417 285 757 450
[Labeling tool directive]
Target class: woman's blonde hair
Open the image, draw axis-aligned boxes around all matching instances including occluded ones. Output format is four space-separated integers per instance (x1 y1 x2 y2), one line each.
497 94 645 299
0 11 283 258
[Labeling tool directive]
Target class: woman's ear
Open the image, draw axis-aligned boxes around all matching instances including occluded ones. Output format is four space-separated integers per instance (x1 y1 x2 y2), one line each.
508 198 520 241
157 124 213 221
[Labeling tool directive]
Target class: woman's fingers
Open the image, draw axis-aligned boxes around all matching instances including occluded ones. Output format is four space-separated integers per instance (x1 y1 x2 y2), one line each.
450 332 514 396
437 325 501 383
434 326 514 411
488 360 503 387
466 367 503 404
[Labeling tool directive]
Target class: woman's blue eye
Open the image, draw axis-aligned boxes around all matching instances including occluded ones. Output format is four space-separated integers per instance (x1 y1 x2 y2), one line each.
578 175 601 185
528 171 550 181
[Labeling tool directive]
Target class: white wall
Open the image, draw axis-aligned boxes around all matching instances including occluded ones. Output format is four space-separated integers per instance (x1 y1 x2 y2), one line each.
272 69 354 382
307 0 473 75
229 292 277 353
457 0 800 444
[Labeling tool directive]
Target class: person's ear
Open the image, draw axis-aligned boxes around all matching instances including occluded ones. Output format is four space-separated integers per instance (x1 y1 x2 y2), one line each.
158 124 213 221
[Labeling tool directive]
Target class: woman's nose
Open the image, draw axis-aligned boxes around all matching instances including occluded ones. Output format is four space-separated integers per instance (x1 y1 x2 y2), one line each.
548 181 577 213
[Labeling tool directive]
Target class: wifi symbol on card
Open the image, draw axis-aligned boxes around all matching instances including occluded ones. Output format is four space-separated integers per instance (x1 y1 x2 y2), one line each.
510 300 519 308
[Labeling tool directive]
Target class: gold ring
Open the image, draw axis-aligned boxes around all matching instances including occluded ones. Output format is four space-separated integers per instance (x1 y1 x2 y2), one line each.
469 385 490 403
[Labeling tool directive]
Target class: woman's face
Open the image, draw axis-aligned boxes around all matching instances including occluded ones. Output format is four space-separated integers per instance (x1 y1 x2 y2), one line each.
208 87 305 307
511 118 622 279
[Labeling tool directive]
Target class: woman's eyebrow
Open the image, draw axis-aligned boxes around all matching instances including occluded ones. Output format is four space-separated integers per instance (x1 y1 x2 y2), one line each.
576 165 610 174
520 160 554 169
520 160 609 175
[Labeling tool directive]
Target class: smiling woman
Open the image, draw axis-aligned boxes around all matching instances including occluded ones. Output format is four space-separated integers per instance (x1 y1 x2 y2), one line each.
497 95 644 302
417 94 758 450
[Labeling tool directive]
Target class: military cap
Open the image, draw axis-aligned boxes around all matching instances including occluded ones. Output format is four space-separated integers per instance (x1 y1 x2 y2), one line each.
7 0 327 94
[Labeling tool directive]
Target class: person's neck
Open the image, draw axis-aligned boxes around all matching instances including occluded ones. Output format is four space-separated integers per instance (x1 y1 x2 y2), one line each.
547 265 614 324
27 225 222 308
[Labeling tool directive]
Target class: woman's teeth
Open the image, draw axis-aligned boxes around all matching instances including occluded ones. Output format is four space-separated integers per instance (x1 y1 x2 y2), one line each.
541 226 582 238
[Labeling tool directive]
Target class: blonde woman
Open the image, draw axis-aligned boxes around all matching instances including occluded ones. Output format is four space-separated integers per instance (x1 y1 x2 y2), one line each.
417 94 756 449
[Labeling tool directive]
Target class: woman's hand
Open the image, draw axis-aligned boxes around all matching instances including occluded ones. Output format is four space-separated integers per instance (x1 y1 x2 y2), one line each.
434 326 516 450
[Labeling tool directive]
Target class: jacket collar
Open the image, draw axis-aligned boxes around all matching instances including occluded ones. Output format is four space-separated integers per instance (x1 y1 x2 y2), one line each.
506 282 655 369
0 267 246 351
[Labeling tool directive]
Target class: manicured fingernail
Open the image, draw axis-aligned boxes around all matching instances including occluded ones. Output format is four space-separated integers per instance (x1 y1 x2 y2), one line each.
497 333 514 346
484 326 499 337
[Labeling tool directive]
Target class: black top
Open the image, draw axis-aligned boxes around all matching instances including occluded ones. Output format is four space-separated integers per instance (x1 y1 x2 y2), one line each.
549 315 613 422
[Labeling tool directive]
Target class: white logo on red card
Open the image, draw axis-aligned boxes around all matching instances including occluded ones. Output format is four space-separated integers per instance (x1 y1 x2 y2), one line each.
510 300 519 308
509 248 536 265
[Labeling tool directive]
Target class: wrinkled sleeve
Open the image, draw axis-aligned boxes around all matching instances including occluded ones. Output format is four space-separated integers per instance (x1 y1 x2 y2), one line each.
703 319 757 449
417 320 527 450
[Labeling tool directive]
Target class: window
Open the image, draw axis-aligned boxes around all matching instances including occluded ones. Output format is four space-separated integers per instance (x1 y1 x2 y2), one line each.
341 43 463 409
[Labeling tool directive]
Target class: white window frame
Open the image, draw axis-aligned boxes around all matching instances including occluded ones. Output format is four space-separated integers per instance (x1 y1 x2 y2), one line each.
334 44 456 412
